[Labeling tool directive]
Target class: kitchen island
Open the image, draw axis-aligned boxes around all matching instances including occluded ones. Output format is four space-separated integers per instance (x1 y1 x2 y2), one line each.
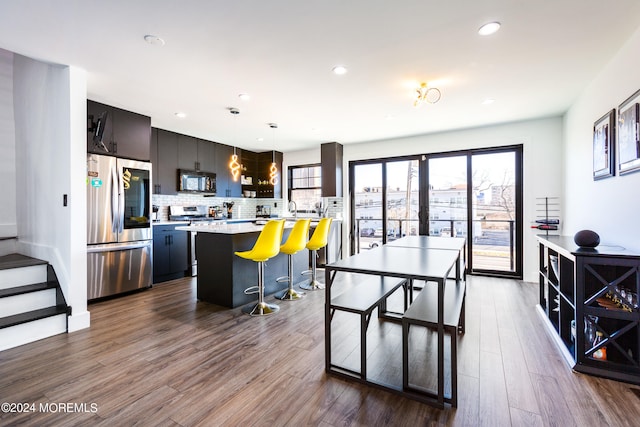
176 221 308 308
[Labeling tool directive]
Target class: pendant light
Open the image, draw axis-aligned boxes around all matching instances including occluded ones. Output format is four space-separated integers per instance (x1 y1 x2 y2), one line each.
228 108 241 181
268 123 279 186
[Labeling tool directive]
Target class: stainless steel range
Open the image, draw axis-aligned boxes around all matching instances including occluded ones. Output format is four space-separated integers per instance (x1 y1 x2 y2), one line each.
169 205 209 222
169 205 220 276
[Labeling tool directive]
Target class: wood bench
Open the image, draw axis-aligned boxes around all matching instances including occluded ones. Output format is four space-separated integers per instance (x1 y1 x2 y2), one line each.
329 276 408 379
401 279 466 407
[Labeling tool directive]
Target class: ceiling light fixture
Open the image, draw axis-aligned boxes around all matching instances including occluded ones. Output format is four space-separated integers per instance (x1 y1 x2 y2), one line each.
332 65 348 75
268 123 279 186
143 35 165 46
175 112 187 118
414 83 441 107
238 93 250 101
228 108 241 182
478 21 501 36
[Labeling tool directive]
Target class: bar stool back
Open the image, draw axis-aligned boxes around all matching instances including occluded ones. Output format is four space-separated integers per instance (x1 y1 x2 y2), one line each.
301 217 333 290
276 219 311 300
235 219 285 316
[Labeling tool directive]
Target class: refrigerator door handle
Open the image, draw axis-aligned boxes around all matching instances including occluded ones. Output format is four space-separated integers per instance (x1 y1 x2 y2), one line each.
117 164 125 234
87 240 152 253
110 163 120 233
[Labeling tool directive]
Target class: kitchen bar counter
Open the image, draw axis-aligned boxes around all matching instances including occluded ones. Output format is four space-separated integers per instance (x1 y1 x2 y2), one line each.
175 217 341 234
177 221 307 308
175 220 288 235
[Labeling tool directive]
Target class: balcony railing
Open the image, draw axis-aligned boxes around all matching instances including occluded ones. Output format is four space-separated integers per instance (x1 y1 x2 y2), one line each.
354 218 516 272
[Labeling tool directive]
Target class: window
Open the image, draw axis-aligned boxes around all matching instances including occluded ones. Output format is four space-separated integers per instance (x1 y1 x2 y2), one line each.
288 165 322 212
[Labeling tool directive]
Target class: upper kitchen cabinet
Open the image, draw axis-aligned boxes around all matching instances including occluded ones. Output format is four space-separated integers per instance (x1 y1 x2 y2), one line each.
256 151 283 199
215 144 242 198
177 134 199 170
177 134 216 172
87 100 151 161
321 142 343 197
151 128 179 195
197 139 216 173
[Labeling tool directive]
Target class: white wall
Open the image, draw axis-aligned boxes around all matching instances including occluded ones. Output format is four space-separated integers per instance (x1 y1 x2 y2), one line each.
13 54 89 331
564 25 640 252
284 116 564 282
0 48 17 245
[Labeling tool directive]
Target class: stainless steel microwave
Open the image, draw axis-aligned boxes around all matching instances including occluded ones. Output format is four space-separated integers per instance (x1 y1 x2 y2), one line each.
178 169 216 194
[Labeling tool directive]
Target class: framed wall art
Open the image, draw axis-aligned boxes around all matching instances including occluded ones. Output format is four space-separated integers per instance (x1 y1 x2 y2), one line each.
617 89 640 175
593 109 615 180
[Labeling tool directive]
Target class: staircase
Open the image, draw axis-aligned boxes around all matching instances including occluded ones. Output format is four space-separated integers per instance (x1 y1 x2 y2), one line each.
0 254 70 352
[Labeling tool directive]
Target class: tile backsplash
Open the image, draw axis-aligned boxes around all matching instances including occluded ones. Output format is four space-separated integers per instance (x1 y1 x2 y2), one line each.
152 194 283 221
152 194 344 221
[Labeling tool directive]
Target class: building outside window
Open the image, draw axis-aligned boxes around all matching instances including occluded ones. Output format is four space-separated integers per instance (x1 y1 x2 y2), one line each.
288 165 322 213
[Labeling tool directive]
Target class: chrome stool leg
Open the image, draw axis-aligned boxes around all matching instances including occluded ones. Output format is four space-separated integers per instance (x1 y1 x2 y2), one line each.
276 254 305 300
242 261 280 316
300 250 324 290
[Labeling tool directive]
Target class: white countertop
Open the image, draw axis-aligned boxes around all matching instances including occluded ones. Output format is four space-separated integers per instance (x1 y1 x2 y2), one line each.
175 220 293 234
175 217 341 234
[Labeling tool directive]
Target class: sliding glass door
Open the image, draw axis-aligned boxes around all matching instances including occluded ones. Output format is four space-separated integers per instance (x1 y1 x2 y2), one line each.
386 159 420 241
424 147 522 276
427 155 468 239
351 158 419 252
470 151 519 273
350 145 522 278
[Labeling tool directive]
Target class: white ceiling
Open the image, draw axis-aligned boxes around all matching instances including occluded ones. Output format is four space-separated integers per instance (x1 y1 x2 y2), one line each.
1 0 639 152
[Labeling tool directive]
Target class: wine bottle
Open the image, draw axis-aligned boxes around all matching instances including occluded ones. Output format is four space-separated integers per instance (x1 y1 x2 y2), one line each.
535 219 560 225
531 224 558 230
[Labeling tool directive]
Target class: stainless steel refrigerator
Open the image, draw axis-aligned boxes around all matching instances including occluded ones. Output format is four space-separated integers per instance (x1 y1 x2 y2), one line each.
87 154 153 300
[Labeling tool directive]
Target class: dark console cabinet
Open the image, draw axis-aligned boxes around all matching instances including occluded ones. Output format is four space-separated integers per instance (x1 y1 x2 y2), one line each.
538 235 640 384
87 100 151 161
153 224 189 283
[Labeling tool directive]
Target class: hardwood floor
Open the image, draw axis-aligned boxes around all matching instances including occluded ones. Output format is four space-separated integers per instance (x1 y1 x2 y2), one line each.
2 274 640 426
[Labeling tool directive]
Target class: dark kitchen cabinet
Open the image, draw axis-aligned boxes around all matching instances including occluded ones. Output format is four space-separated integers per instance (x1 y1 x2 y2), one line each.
177 134 216 172
177 134 199 170
197 139 216 172
153 224 189 283
151 127 241 197
151 128 179 195
256 151 283 198
87 100 151 161
215 144 242 197
321 142 343 197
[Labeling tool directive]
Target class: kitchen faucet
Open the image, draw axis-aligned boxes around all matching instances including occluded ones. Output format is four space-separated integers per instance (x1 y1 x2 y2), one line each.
288 200 297 218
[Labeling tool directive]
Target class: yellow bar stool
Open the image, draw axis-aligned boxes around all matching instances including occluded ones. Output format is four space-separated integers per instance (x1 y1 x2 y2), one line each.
276 219 311 300
300 217 333 291
235 219 285 316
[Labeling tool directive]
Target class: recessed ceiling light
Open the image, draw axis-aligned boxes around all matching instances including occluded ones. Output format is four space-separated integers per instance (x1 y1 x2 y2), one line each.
478 22 501 36
256 137 264 142
144 35 165 46
175 112 187 118
238 93 250 101
482 98 495 105
332 65 348 75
